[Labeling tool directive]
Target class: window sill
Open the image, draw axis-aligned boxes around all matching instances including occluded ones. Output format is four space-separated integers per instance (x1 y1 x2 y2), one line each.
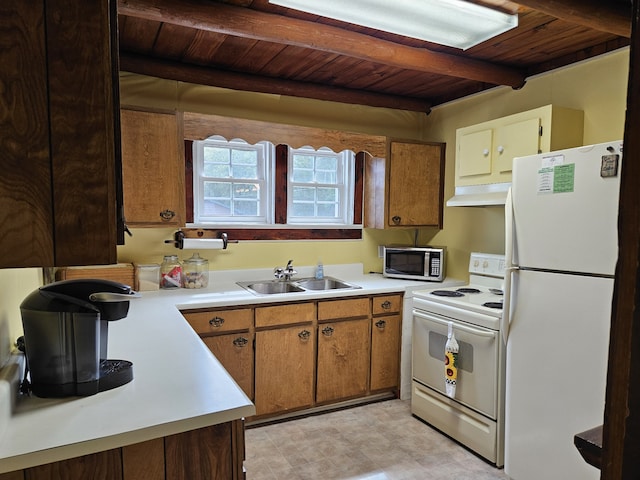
182 226 362 241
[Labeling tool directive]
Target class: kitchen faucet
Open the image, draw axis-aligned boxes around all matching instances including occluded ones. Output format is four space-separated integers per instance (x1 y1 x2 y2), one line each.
274 260 297 281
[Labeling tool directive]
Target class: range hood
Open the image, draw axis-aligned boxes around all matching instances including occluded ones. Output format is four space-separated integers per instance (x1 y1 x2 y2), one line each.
446 182 510 207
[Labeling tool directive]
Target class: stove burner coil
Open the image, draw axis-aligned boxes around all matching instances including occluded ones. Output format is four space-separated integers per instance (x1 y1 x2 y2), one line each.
457 288 481 294
430 290 464 297
483 302 503 309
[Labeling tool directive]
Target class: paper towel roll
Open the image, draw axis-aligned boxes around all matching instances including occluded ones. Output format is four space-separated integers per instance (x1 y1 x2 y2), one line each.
182 238 225 250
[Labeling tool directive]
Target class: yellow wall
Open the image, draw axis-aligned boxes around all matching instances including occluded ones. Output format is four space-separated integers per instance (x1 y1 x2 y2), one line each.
423 48 629 279
118 48 629 280
1 48 629 346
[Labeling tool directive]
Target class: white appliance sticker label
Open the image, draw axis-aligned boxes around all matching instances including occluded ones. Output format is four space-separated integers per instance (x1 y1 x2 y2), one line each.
537 167 554 193
541 154 565 167
537 164 575 194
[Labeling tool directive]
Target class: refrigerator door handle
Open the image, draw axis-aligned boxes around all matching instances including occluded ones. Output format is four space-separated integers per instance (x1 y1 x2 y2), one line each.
501 266 517 344
505 186 514 270
502 186 516 344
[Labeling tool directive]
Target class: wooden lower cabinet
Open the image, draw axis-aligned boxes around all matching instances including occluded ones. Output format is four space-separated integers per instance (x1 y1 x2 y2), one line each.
254 325 315 416
181 294 402 420
370 294 402 391
370 313 401 391
202 333 254 399
317 317 370 404
6 420 245 480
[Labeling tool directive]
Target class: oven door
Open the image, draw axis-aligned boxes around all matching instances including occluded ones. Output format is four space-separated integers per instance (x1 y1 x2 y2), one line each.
413 308 499 419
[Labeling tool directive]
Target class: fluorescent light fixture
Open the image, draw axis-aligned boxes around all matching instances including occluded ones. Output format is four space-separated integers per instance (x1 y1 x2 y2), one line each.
268 0 518 50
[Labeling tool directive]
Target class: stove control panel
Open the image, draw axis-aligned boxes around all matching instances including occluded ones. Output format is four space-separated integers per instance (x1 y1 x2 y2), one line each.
469 252 505 277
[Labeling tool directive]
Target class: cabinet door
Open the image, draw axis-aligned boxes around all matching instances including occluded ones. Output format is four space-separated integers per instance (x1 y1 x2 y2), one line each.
1 1 119 267
24 449 122 480
387 142 444 227
121 109 186 227
317 318 370 403
457 128 493 178
254 325 315 416
202 333 254 400
370 314 401 391
493 117 541 174
165 423 233 480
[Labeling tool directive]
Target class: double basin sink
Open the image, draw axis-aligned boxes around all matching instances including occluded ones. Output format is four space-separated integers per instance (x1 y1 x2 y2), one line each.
237 276 361 295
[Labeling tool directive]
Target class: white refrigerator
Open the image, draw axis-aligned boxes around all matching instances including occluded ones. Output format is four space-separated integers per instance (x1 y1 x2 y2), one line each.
503 140 623 480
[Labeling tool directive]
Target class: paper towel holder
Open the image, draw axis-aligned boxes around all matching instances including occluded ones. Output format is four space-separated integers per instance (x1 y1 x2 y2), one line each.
164 231 234 249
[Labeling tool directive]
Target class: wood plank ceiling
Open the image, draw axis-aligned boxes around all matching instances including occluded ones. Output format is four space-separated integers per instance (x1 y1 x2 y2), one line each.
117 0 631 113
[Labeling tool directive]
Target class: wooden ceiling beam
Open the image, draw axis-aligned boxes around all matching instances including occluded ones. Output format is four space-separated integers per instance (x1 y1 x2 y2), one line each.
515 0 631 38
117 0 526 88
119 53 433 113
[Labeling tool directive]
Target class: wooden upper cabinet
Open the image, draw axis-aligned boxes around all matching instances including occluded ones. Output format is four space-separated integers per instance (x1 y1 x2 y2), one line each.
0 0 120 267
121 109 186 227
365 140 445 229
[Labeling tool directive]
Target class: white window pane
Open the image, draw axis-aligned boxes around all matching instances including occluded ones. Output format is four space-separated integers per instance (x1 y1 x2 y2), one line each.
317 187 338 201
292 186 316 201
203 199 231 216
317 203 338 217
292 202 315 217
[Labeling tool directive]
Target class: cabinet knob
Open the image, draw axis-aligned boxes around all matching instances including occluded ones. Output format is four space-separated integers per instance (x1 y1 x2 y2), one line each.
209 316 225 327
482 148 490 156
160 209 176 221
375 319 387 329
298 330 311 340
321 326 334 337
381 300 392 310
391 216 401 224
232 336 249 348
497 145 505 154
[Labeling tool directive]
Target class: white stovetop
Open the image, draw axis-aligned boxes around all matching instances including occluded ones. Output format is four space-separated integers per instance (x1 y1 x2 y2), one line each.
0 263 462 474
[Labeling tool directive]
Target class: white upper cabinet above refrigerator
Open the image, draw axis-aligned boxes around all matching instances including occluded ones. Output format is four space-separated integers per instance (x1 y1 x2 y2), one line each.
448 105 584 207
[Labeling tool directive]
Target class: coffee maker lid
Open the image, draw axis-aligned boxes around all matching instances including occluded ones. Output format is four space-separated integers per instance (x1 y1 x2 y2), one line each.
20 289 100 314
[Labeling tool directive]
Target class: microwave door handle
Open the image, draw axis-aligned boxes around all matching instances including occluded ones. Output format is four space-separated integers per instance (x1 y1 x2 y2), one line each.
414 311 495 338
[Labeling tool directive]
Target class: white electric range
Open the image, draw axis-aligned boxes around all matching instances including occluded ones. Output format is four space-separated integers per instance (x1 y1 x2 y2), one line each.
411 252 506 466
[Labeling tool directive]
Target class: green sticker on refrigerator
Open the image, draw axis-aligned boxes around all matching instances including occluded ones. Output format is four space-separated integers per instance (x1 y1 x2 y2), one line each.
553 163 575 193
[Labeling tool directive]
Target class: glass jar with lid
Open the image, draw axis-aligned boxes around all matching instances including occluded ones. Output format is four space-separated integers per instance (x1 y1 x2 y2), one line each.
160 255 182 288
182 253 209 289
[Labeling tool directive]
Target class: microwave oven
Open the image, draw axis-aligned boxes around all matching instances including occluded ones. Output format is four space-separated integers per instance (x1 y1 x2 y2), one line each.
383 246 445 281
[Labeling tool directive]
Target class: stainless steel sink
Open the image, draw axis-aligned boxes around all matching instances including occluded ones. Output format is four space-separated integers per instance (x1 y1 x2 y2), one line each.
237 280 305 295
237 276 360 295
293 277 360 291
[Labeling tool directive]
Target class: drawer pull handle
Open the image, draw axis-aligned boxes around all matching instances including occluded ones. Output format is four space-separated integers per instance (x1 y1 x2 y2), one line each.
159 209 176 221
233 336 249 348
381 301 392 310
322 326 334 337
209 316 225 327
298 330 311 340
375 319 386 329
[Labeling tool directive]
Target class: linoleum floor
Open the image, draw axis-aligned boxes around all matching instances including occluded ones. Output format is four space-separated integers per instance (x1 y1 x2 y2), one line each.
244 399 509 479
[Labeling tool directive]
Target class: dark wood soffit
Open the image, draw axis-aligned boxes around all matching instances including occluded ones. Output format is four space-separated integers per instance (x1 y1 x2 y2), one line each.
515 0 631 38
119 53 432 114
181 228 362 241
117 0 526 88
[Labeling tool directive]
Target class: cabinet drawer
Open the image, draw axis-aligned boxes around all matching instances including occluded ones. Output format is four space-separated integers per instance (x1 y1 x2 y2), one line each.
317 297 370 321
372 295 402 315
182 308 253 335
255 302 315 328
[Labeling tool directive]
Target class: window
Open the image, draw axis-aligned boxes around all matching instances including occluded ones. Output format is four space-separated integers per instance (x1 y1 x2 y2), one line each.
191 137 358 231
288 146 354 225
193 136 274 224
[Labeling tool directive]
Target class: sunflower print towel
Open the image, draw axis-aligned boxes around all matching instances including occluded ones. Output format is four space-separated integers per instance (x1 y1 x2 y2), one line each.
445 321 459 398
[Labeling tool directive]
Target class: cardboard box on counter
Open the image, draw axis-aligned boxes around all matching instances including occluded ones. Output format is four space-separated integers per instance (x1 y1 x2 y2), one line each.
55 263 135 288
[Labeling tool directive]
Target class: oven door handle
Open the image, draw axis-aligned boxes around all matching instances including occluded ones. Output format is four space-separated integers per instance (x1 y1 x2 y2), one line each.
413 311 496 338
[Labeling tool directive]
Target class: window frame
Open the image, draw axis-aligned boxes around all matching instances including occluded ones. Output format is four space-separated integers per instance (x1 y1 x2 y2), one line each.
185 140 364 241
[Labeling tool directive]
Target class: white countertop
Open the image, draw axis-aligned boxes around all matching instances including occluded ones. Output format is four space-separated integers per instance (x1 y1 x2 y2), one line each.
0 263 461 473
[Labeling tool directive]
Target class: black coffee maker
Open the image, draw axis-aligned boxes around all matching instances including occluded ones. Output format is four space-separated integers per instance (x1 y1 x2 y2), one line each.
20 279 140 398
